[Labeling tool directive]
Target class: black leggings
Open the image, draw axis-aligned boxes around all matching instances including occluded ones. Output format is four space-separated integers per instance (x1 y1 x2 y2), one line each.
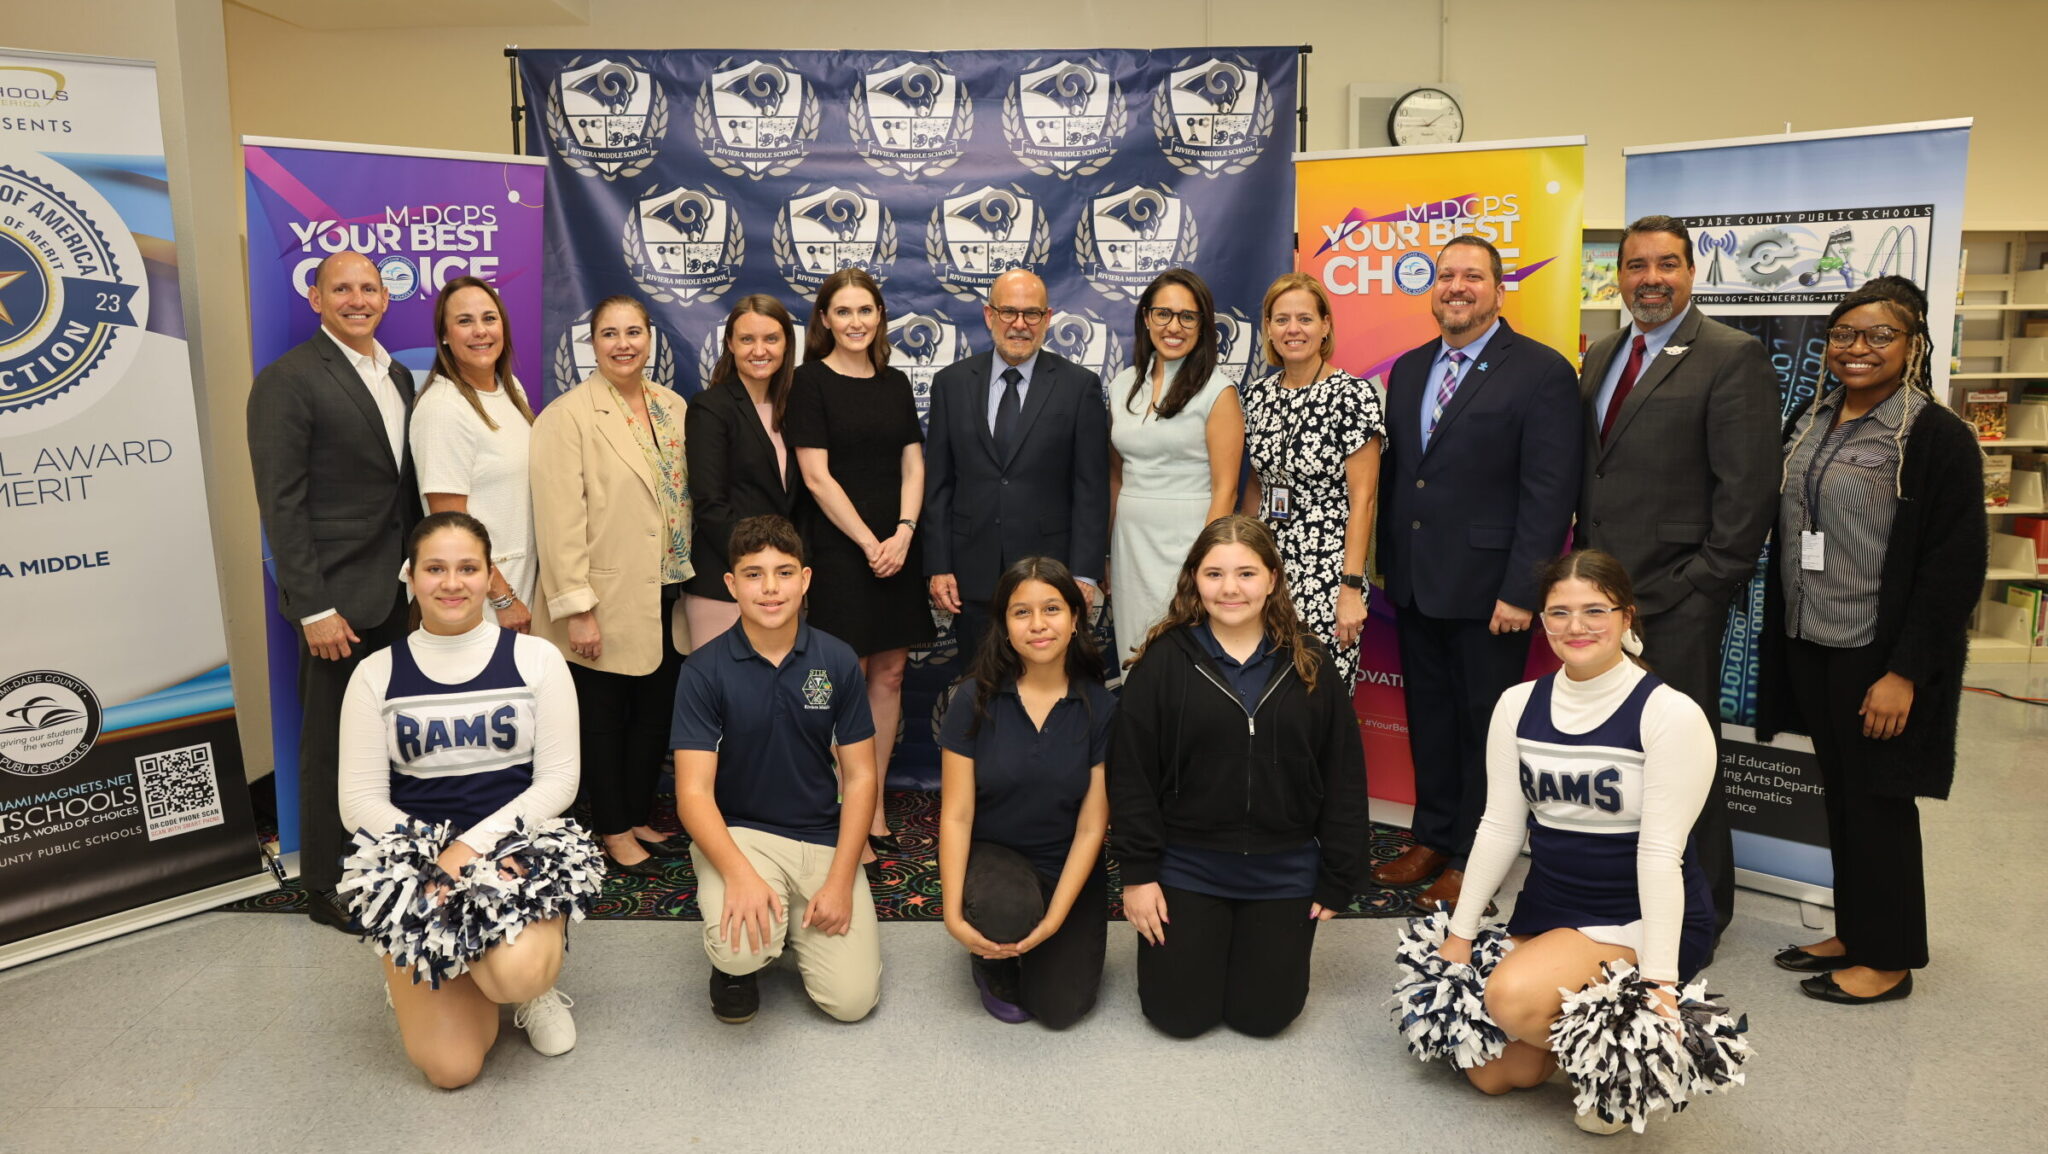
1135 885 1319 1038
571 586 684 837
961 842 1107 1030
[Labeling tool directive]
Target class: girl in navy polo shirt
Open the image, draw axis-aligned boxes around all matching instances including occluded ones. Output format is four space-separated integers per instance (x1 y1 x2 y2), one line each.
337 512 599 1088
1108 514 1370 1038
938 557 1114 1028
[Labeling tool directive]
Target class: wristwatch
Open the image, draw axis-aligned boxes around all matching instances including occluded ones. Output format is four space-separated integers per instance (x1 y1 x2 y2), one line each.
1339 573 1366 591
897 518 917 531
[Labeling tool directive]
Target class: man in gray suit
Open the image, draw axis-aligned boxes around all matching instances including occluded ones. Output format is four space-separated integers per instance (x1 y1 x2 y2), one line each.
248 251 419 930
924 268 1109 652
1578 215 1780 946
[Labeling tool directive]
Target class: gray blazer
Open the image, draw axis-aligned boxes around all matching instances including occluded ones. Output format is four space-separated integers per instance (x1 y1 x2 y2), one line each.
247 331 419 626
1576 306 1779 616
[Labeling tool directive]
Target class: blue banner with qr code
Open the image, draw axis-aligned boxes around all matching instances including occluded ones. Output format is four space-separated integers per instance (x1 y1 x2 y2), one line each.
0 51 265 955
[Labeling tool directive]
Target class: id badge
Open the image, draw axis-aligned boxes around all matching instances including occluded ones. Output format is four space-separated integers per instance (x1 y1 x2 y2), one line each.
1265 485 1293 521
1800 530 1825 572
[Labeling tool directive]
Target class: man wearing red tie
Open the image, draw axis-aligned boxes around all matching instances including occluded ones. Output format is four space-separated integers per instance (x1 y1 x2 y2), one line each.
1576 215 1779 951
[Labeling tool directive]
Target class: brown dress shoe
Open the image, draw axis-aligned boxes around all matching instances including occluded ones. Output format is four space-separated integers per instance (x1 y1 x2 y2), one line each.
1372 845 1449 886
1415 868 1497 917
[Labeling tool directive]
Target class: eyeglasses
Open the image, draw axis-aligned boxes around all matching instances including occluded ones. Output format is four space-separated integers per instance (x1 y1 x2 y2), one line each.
1539 605 1621 633
990 306 1050 325
1145 307 1202 329
1825 324 1902 350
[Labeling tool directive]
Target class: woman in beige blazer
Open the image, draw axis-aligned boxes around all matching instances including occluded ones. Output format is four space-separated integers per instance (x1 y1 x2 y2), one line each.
531 294 693 878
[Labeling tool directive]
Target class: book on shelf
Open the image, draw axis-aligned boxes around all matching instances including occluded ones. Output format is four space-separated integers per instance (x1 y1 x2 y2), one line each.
2012 517 2048 574
1985 454 2012 507
1966 390 2009 440
2007 585 2042 645
1581 242 1618 303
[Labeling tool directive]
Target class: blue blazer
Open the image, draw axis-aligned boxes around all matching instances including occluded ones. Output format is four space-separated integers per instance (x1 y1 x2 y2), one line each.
1377 318 1581 618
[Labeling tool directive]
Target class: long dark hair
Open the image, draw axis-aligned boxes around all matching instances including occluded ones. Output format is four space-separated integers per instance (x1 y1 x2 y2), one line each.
1126 267 1217 419
805 268 891 371
1533 549 1644 667
710 294 798 431
429 276 533 431
964 557 1103 735
1133 514 1320 692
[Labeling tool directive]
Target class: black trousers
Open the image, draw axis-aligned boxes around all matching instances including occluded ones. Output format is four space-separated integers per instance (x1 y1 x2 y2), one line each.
296 584 410 892
1135 885 1320 1039
1783 636 1928 970
1639 591 1737 940
571 587 684 837
953 599 996 670
962 841 1107 1030
1396 609 1529 863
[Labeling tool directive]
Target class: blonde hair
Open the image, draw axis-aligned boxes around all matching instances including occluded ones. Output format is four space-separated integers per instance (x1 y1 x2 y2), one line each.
1259 272 1335 367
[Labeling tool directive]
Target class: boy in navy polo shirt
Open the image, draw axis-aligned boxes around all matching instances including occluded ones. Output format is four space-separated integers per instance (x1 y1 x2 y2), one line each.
672 515 882 1023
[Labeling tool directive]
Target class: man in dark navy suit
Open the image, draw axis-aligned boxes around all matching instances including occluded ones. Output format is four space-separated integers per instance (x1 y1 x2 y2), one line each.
1373 236 1582 912
247 251 419 931
923 269 1109 651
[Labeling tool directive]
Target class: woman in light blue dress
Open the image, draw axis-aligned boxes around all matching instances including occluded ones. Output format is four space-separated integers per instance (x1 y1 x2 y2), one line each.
1107 269 1244 668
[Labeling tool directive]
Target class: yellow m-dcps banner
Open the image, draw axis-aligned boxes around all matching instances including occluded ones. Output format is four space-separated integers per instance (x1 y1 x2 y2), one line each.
1292 137 1583 807
1295 137 1584 382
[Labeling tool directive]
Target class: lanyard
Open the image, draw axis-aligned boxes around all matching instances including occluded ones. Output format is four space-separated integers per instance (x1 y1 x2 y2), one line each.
1800 409 1872 533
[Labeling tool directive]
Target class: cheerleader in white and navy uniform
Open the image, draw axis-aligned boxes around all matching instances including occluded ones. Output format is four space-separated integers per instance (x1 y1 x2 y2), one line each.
338 511 601 1088
1392 549 1748 1135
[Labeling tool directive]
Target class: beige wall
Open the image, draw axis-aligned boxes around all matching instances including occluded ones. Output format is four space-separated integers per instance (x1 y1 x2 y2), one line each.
12 0 2043 781
223 0 2048 224
9 0 270 781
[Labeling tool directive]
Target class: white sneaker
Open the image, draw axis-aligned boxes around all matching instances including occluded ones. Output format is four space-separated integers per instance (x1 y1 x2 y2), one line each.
1573 1107 1630 1136
514 988 576 1056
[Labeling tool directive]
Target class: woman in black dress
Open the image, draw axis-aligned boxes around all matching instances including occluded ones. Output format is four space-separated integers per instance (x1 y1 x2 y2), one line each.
787 268 935 856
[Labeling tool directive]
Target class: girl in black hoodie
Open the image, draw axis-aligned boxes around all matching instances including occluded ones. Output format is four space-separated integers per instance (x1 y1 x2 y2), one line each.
1108 514 1371 1037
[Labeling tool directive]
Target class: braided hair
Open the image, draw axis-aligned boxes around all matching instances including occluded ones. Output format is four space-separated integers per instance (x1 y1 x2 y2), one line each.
1782 274 1933 500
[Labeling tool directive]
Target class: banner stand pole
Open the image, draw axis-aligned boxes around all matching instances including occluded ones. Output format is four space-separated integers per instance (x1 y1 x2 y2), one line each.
506 46 524 155
1296 44 1312 151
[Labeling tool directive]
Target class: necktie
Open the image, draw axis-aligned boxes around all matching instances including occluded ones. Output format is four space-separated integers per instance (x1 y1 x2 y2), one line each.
1600 334 1648 443
1424 349 1466 445
994 365 1023 457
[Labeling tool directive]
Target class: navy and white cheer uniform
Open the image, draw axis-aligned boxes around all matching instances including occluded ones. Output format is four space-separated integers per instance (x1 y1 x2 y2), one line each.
339 620 579 855
1451 659 1716 983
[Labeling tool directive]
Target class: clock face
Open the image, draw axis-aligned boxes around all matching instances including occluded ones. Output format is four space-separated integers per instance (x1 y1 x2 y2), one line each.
1389 88 1464 146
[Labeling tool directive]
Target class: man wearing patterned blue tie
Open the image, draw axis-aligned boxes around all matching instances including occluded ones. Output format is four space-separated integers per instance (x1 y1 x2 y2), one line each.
1374 236 1581 914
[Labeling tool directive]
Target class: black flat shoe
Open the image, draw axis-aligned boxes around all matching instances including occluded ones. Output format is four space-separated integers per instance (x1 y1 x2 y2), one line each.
867 833 901 855
1775 945 1854 973
1800 971 1912 1004
306 889 364 936
637 835 691 859
604 851 663 880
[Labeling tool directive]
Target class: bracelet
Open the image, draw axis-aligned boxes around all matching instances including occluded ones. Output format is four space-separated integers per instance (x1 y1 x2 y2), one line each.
488 592 515 611
897 518 917 531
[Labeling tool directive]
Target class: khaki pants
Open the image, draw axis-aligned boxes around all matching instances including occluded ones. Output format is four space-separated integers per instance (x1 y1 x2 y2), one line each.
691 825 881 1022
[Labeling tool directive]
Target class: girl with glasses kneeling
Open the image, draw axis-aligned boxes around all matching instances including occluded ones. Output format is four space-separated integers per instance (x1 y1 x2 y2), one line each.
937 557 1114 1028
1393 549 1748 1134
338 511 600 1088
1108 514 1369 1038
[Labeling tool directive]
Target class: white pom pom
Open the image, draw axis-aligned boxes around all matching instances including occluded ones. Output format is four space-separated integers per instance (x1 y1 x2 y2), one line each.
1388 910 1517 1068
1550 960 1753 1132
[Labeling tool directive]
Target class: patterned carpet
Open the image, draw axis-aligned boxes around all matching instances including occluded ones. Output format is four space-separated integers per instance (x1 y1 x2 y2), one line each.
222 791 1431 921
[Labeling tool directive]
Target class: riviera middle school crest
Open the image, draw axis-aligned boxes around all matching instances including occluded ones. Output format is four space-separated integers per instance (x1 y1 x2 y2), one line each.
1003 58 1125 179
887 312 973 427
622 184 743 305
547 57 669 181
694 58 821 180
1043 310 1126 399
1213 308 1263 387
550 306 682 400
1074 184 1200 301
801 669 833 709
773 184 898 296
0 161 146 439
926 184 1051 303
1153 55 1275 178
848 58 973 180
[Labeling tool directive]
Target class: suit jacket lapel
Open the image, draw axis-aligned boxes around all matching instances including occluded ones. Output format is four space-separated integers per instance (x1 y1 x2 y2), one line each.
729 383 788 497
1002 356 1056 470
315 335 399 474
1421 322 1513 460
1599 307 1703 459
968 352 1001 465
591 384 660 500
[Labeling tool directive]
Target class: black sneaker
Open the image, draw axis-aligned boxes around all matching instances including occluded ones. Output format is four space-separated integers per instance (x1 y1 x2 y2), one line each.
710 968 758 1024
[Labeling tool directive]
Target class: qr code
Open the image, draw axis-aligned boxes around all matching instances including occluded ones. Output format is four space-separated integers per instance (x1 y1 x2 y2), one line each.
136 741 225 841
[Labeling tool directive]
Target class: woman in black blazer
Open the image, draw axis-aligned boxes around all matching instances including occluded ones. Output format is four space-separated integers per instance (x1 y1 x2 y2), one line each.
683 295 809 646
1756 276 1985 1005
